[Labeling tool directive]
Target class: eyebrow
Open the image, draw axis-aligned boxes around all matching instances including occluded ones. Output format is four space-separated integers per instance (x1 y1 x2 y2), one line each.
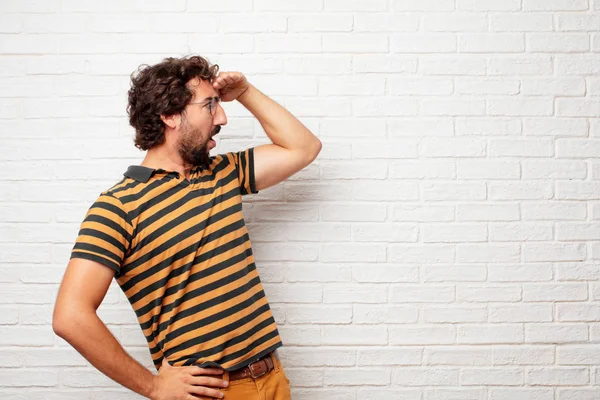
203 95 220 101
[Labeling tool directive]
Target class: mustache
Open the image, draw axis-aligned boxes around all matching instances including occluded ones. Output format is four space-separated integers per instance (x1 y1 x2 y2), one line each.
211 126 221 137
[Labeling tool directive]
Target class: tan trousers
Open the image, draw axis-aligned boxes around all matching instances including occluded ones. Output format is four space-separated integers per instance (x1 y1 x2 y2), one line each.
220 351 292 400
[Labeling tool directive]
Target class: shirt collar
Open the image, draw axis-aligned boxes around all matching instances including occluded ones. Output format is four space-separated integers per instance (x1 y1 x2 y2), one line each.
123 165 205 183
123 165 160 183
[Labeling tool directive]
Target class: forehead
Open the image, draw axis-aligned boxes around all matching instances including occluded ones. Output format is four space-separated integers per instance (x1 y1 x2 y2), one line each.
187 76 219 100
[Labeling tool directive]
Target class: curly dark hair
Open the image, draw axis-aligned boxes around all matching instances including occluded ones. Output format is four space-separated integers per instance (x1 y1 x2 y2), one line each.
126 55 220 151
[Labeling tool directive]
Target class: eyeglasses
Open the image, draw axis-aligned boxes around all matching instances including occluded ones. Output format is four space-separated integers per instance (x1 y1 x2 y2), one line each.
188 96 221 117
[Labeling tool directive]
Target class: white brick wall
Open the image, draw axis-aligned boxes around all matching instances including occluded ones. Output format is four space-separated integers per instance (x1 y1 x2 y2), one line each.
1 1 599 399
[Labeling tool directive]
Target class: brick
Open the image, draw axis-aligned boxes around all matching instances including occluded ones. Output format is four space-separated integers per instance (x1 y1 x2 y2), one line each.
320 118 387 138
524 243 586 262
556 99 600 117
322 326 387 345
352 264 419 282
456 244 520 263
352 140 418 159
354 14 418 32
523 0 589 10
493 346 555 365
323 34 388 53
490 182 554 200
490 14 554 31
488 264 553 282
459 34 525 53
391 33 457 53
324 0 388 11
458 324 524 344
524 118 588 137
390 326 456 345
320 76 385 95
324 368 390 385
392 367 459 386
522 202 587 220
490 389 554 400
558 390 600 400
556 139 600 158
422 265 487 282
526 324 589 343
319 204 386 222
556 56 600 75
390 160 455 179
522 160 587 179
358 348 421 366
526 367 589 385
324 284 388 303
489 223 553 241
461 368 523 385
522 78 585 96
353 97 418 116
488 56 553 75
556 222 600 240
489 138 554 157
557 14 600 31
456 78 520 95
254 0 322 11
527 34 590 53
420 223 488 241
286 264 351 282
457 285 522 302
388 77 454 95
488 99 553 116
423 13 487 32
557 304 600 322
557 181 600 200
352 220 417 242
421 55 487 75
422 182 486 201
282 348 355 366
421 99 486 116
456 204 520 221
354 304 418 324
423 306 487 323
556 262 600 280
256 34 321 53
426 346 491 366
393 0 455 11
557 345 600 364
354 55 417 73
286 305 352 324
390 285 455 303
458 0 521 10
389 244 455 263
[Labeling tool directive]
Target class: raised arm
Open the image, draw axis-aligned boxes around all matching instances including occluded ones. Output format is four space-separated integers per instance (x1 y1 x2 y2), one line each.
237 83 321 191
212 73 322 192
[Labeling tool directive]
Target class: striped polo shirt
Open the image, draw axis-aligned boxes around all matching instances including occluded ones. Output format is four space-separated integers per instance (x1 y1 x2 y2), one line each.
70 147 283 372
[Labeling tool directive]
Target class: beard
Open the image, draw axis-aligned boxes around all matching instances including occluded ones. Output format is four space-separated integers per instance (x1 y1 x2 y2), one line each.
177 117 220 170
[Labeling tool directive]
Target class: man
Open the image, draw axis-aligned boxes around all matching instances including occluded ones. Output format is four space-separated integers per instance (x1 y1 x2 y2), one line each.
52 55 322 400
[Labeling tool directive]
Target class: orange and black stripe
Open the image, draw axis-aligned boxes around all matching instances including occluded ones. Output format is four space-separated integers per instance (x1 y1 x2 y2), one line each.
70 148 283 371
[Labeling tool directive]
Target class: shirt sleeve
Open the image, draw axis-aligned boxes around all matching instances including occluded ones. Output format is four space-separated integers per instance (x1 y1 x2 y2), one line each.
228 147 259 196
70 192 133 276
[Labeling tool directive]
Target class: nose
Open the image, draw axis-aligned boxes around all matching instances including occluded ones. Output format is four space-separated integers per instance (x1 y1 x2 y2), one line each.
214 101 227 126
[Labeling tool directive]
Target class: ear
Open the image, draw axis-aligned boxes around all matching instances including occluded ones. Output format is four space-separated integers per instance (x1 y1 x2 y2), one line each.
160 113 179 130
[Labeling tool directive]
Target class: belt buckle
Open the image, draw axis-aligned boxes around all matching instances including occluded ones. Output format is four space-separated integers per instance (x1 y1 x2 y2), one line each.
248 358 267 379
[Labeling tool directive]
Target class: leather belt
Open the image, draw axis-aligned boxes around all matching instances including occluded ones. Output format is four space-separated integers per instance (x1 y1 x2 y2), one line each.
228 351 278 381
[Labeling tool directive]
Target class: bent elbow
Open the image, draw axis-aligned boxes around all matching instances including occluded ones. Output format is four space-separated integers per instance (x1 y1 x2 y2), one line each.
308 138 322 162
52 307 77 338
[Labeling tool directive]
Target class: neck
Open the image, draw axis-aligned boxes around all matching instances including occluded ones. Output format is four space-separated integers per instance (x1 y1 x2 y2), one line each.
141 148 193 178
